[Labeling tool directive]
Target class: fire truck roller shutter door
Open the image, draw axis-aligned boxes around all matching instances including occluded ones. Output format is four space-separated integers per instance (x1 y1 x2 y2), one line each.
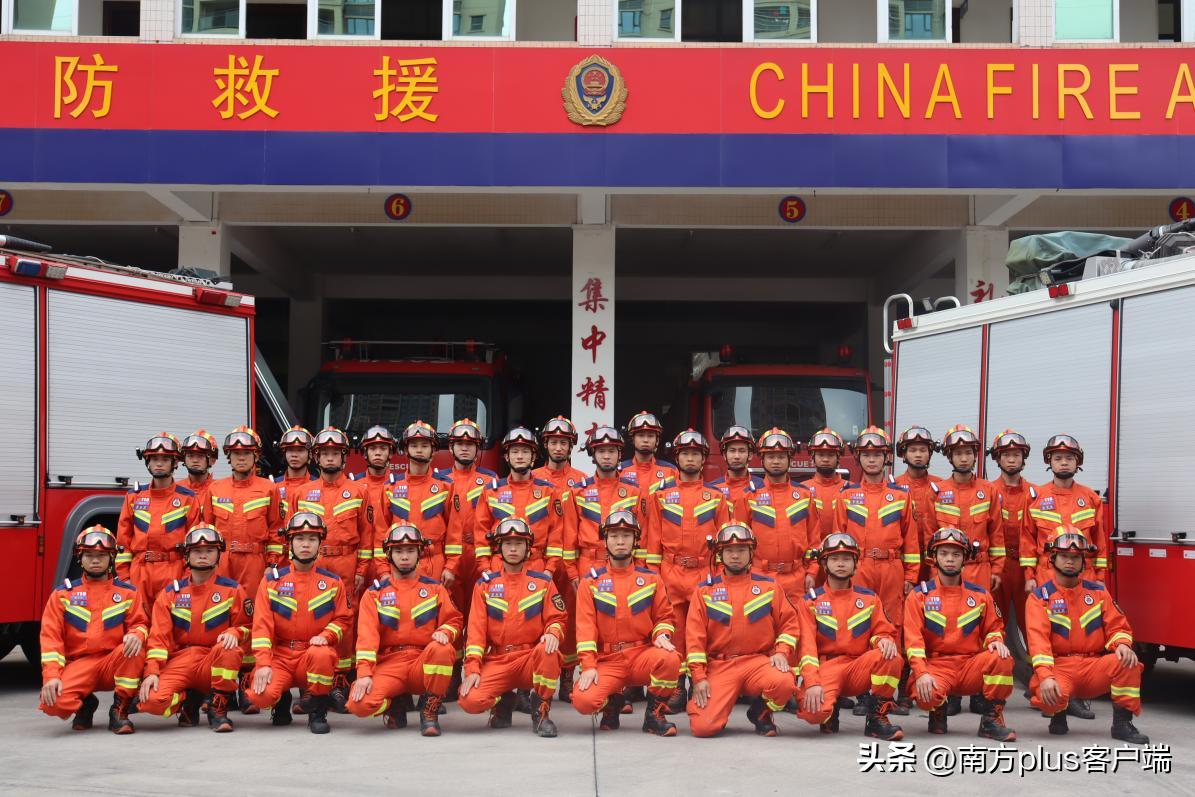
0 282 37 520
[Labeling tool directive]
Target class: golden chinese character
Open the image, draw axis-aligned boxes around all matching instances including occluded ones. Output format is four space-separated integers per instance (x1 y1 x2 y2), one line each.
212 54 279 120
373 56 439 123
54 54 118 120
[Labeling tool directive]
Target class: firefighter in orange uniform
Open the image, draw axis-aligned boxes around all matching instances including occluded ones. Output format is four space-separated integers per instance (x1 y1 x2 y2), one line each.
473 427 564 577
930 426 1004 592
746 428 817 603
273 425 317 526
643 429 731 711
458 518 568 738
179 430 218 509
802 428 847 542
565 427 643 580
619 411 677 499
712 426 762 521
348 524 463 737
1025 530 1149 744
796 533 904 740
38 526 148 734
247 512 353 733
533 416 588 490
893 425 941 578
571 510 680 736
903 528 1016 741
436 419 498 606
137 526 248 732
353 425 398 583
988 430 1034 635
1022 434 1108 590
115 433 202 599
297 426 373 710
385 421 463 588
686 523 801 738
207 427 285 594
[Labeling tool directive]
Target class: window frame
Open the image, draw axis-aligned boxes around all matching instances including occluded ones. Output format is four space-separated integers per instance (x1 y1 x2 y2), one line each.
4 0 80 35
443 0 515 41
176 0 246 38
876 0 951 43
1052 0 1119 42
309 0 380 41
613 0 681 42
742 0 817 43
1179 0 1192 40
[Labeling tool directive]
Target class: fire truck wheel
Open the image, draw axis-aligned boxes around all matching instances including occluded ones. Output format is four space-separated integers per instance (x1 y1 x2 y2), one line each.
18 623 40 667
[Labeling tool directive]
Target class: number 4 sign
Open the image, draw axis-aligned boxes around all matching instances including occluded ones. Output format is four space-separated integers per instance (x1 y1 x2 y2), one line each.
1169 197 1194 223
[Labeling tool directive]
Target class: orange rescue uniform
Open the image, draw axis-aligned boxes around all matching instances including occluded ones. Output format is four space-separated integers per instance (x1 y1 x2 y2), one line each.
570 564 681 714
351 470 394 583
928 476 1004 591
436 465 497 605
533 463 588 492
139 574 249 716
246 565 353 709
38 575 149 720
205 475 285 594
685 568 801 737
563 474 642 579
347 574 463 718
745 478 817 603
893 470 940 580
115 481 202 599
711 474 763 523
1025 579 1142 716
991 477 1034 629
1021 482 1109 585
802 472 845 542
384 471 464 582
473 477 564 576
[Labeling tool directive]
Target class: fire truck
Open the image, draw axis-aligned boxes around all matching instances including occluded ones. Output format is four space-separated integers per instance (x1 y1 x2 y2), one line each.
0 236 293 666
304 340 520 474
885 227 1195 669
685 349 872 481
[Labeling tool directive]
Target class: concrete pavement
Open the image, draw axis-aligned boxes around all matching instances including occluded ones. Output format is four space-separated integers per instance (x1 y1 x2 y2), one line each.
2 650 1191 796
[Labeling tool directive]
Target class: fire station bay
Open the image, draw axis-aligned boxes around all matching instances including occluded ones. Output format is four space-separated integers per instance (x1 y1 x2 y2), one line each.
1 0 1194 460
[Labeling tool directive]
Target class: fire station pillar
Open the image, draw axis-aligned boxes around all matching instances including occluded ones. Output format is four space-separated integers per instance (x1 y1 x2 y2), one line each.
288 295 323 409
178 223 231 278
570 224 615 470
955 226 1010 305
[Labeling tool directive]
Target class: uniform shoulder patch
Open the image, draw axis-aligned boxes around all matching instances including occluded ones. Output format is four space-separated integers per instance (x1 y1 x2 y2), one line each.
418 575 441 585
314 567 340 581
369 578 389 592
1081 579 1105 591
349 472 363 481
478 571 495 584
703 574 723 587
1028 485 1038 500
273 475 285 483
174 484 197 497
477 467 498 478
657 460 677 470
532 478 555 488
113 578 137 591
494 478 509 488
750 573 775 583
132 482 149 494
917 580 935 594
707 476 726 486
852 586 876 596
889 484 909 493
214 575 239 589
963 581 987 594
526 570 552 582
618 459 634 469
434 472 453 483
702 480 724 490
843 482 861 491
55 577 84 591
634 566 656 575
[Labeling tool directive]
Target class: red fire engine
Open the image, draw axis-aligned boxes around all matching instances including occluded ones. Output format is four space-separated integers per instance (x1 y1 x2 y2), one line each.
0 236 292 666
303 340 519 474
685 348 871 481
886 244 1195 669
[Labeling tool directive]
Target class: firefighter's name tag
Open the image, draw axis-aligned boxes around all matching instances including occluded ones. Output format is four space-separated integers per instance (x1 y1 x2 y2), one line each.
488 584 505 598
394 485 409 498
278 582 295 598
585 489 599 501
939 492 955 505
134 498 150 511
380 593 396 607
711 587 728 602
214 496 233 506
71 592 88 607
623 472 639 484
665 492 680 504
1041 497 1056 511
174 594 191 608
305 490 322 501
1051 598 1067 614
925 596 941 612
755 493 772 507
816 600 833 616
597 579 614 593
849 493 865 505
499 491 513 503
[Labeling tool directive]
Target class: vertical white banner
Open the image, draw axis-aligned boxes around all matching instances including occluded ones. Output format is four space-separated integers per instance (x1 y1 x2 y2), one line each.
570 225 615 470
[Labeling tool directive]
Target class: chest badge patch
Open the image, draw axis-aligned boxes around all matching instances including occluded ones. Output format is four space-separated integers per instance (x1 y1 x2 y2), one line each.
317 580 327 590
212 592 221 603
342 490 351 499
533 489 542 499
636 576 645 586
1084 594 1095 605
112 593 123 603
172 498 182 508
527 581 537 592
885 493 894 502
1077 498 1086 507
430 484 439 494
966 596 976 608
419 588 428 598
856 598 865 609
751 585 761 595
976 490 985 500
925 596 941 612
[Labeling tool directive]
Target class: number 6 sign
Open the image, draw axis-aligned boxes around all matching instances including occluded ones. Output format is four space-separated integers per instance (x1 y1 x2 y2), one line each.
384 193 412 221
778 195 806 224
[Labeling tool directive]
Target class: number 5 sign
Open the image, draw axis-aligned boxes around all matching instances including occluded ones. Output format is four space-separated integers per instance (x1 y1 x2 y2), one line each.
778 196 806 224
0 190 12 217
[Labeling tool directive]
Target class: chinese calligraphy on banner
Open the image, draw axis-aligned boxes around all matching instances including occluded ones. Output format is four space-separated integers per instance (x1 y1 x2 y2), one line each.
570 229 615 469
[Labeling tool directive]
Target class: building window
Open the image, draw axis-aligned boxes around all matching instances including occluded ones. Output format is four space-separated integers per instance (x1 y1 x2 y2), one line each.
883 0 946 41
10 0 76 32
746 0 812 41
616 0 679 39
444 0 511 38
1055 0 1116 40
314 0 376 37
179 0 241 34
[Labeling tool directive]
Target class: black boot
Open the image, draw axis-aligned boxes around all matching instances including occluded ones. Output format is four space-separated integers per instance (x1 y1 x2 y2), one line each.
1111 706 1149 744
239 671 259 715
416 693 446 716
746 697 778 737
271 689 293 726
558 665 575 704
72 693 99 731
292 689 309 715
489 691 515 729
444 663 461 703
978 699 1016 742
307 695 331 734
108 694 135 735
529 692 558 738
665 677 687 715
928 705 948 734
969 694 988 715
599 693 624 731
642 693 677 737
946 695 962 716
621 686 638 714
329 673 350 715
837 695 856 710
382 697 407 729
821 705 840 734
852 692 872 717
178 689 202 727
515 689 532 714
1068 697 1096 720
420 694 443 737
207 690 235 733
865 699 904 741
1049 712 1069 735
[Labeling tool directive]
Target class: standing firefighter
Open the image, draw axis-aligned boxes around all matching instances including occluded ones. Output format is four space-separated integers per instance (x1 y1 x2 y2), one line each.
348 524 463 737
685 523 801 738
385 421 463 588
38 526 148 734
619 411 678 497
179 430 218 510
137 526 248 732
802 428 847 543
713 425 762 522
987 430 1034 636
458 518 568 738
207 426 284 594
570 510 681 736
246 512 353 733
116 433 202 599
533 416 588 490
353 425 398 584
745 427 817 603
893 425 941 580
